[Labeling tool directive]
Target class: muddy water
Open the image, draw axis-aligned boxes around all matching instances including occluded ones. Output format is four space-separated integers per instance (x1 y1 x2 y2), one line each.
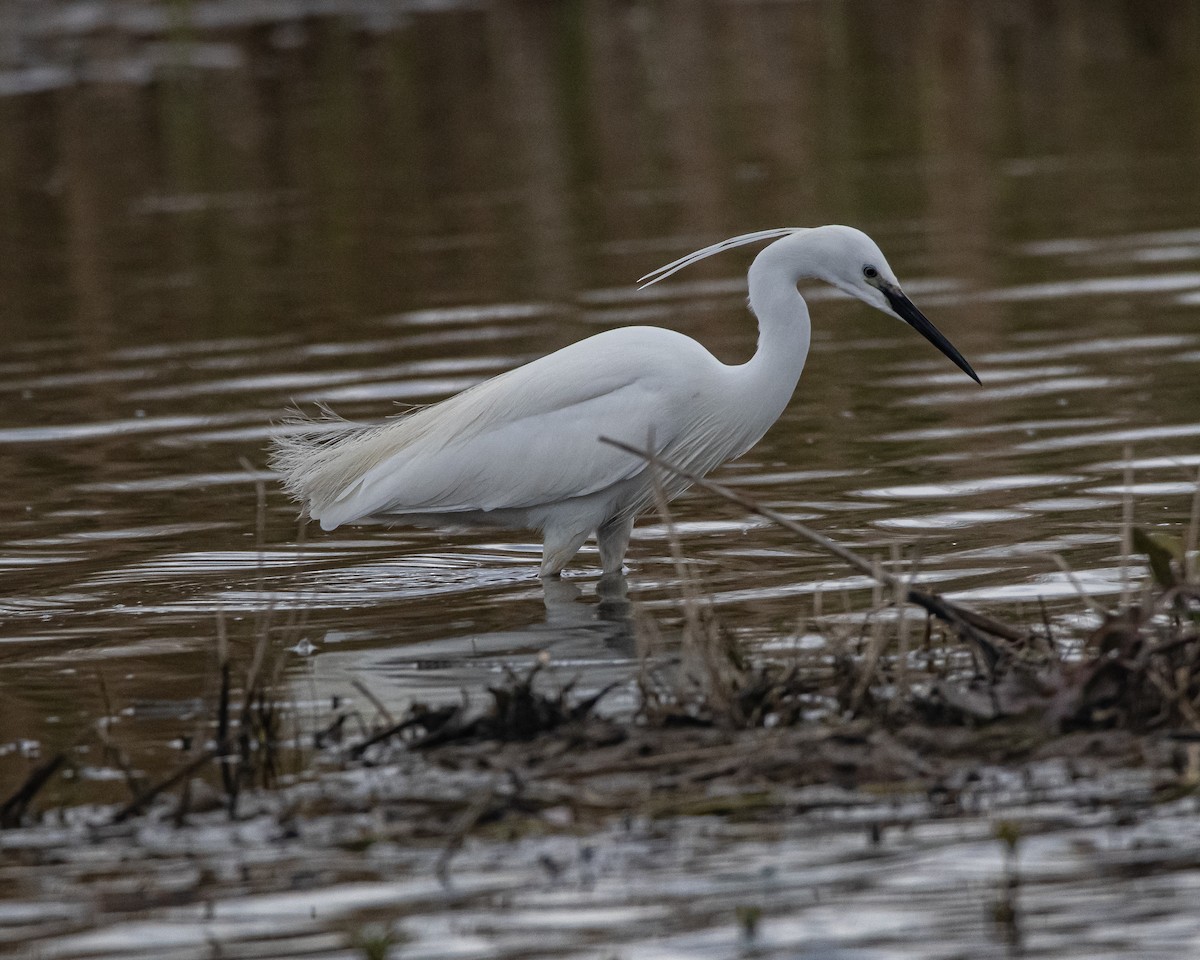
4 0 1200 794
5 757 1200 960
2 0 1200 951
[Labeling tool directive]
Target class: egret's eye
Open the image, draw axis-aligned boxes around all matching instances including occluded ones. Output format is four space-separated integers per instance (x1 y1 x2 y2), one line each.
863 264 879 280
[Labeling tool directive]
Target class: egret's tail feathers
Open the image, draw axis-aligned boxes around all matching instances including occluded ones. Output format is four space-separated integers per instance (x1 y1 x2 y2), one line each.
268 407 386 530
637 227 804 289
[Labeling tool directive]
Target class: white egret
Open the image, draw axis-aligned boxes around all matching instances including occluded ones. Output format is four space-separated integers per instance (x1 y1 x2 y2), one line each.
270 225 979 577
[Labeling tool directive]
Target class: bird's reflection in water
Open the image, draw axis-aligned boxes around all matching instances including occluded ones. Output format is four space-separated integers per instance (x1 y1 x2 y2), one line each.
540 572 635 657
596 572 635 643
307 570 639 710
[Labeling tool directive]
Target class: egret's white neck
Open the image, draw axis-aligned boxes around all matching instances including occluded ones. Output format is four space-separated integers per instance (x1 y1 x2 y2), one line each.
727 234 813 444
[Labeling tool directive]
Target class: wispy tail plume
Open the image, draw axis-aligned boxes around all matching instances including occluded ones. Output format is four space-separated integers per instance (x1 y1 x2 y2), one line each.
267 406 370 520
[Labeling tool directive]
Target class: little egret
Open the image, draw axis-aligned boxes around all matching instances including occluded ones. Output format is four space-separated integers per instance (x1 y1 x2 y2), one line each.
270 225 979 577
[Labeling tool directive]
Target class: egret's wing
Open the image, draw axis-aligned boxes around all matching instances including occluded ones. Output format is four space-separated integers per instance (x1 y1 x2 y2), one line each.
292 333 713 530
322 389 653 527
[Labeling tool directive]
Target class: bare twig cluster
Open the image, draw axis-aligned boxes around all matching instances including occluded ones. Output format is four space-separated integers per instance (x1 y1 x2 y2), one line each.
604 439 1200 736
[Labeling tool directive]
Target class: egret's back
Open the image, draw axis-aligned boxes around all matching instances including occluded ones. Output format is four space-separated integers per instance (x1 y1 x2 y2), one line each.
269 326 730 532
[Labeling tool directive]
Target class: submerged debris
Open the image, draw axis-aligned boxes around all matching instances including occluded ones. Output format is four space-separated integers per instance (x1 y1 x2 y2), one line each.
353 663 621 756
929 600 1200 730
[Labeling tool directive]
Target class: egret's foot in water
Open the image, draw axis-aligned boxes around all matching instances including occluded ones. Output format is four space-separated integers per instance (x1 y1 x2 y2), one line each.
542 576 583 609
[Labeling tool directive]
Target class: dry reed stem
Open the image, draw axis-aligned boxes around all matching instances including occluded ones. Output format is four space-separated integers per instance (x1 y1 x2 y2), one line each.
893 548 919 699
436 784 500 885
849 565 887 715
644 439 741 720
239 455 271 644
1120 447 1135 611
1175 665 1200 730
1187 464 1200 583
647 453 707 652
215 610 235 799
1037 596 1057 654
352 679 396 727
110 745 223 824
0 753 67 828
94 670 143 796
1046 554 1109 618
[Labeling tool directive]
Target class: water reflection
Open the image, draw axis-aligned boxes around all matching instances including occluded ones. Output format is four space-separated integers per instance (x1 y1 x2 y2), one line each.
310 573 639 710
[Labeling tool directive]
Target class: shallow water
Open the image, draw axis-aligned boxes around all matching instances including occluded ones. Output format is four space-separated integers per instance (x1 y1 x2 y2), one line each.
5 756 1200 959
2 0 1200 952
5 0 1200 786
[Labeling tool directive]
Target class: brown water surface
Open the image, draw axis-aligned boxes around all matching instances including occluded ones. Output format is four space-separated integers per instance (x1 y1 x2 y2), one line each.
1 4 1200 947
4 0 1200 791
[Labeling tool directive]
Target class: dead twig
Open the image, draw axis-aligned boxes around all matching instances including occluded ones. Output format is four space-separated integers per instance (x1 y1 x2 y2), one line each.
109 745 223 824
1 753 67 828
347 705 462 759
351 679 396 727
436 784 501 886
94 670 144 797
215 611 235 802
599 437 1020 670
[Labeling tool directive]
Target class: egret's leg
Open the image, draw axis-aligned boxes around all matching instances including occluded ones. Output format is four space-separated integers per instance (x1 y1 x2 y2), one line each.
597 515 634 574
540 526 591 578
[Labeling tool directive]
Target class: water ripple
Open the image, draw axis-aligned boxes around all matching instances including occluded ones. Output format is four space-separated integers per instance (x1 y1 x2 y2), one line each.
76 471 276 493
0 413 251 443
879 417 1118 443
855 474 1084 500
901 375 1131 406
978 333 1196 364
978 274 1200 304
1015 422 1200 453
874 509 1031 531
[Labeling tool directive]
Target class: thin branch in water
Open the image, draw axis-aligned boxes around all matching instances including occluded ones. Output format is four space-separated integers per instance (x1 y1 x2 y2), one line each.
215 611 235 800
1047 553 1109 618
110 745 222 824
436 784 500 887
1037 595 1057 655
1 753 67 828
352 679 396 728
1120 446 1135 610
94 670 142 797
599 436 1019 670
645 430 708 654
849 556 888 715
1186 464 1200 584
892 546 919 699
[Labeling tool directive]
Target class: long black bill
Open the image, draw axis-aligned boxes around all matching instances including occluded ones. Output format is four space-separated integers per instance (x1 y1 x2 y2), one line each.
882 287 980 384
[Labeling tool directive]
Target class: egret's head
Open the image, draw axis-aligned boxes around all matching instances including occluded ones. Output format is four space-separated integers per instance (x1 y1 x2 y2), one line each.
810 225 980 384
637 223 980 384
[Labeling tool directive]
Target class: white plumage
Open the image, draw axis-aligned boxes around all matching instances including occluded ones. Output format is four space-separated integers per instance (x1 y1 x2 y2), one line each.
270 225 979 577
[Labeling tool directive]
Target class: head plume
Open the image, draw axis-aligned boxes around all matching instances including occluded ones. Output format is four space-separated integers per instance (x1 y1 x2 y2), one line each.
638 228 805 289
